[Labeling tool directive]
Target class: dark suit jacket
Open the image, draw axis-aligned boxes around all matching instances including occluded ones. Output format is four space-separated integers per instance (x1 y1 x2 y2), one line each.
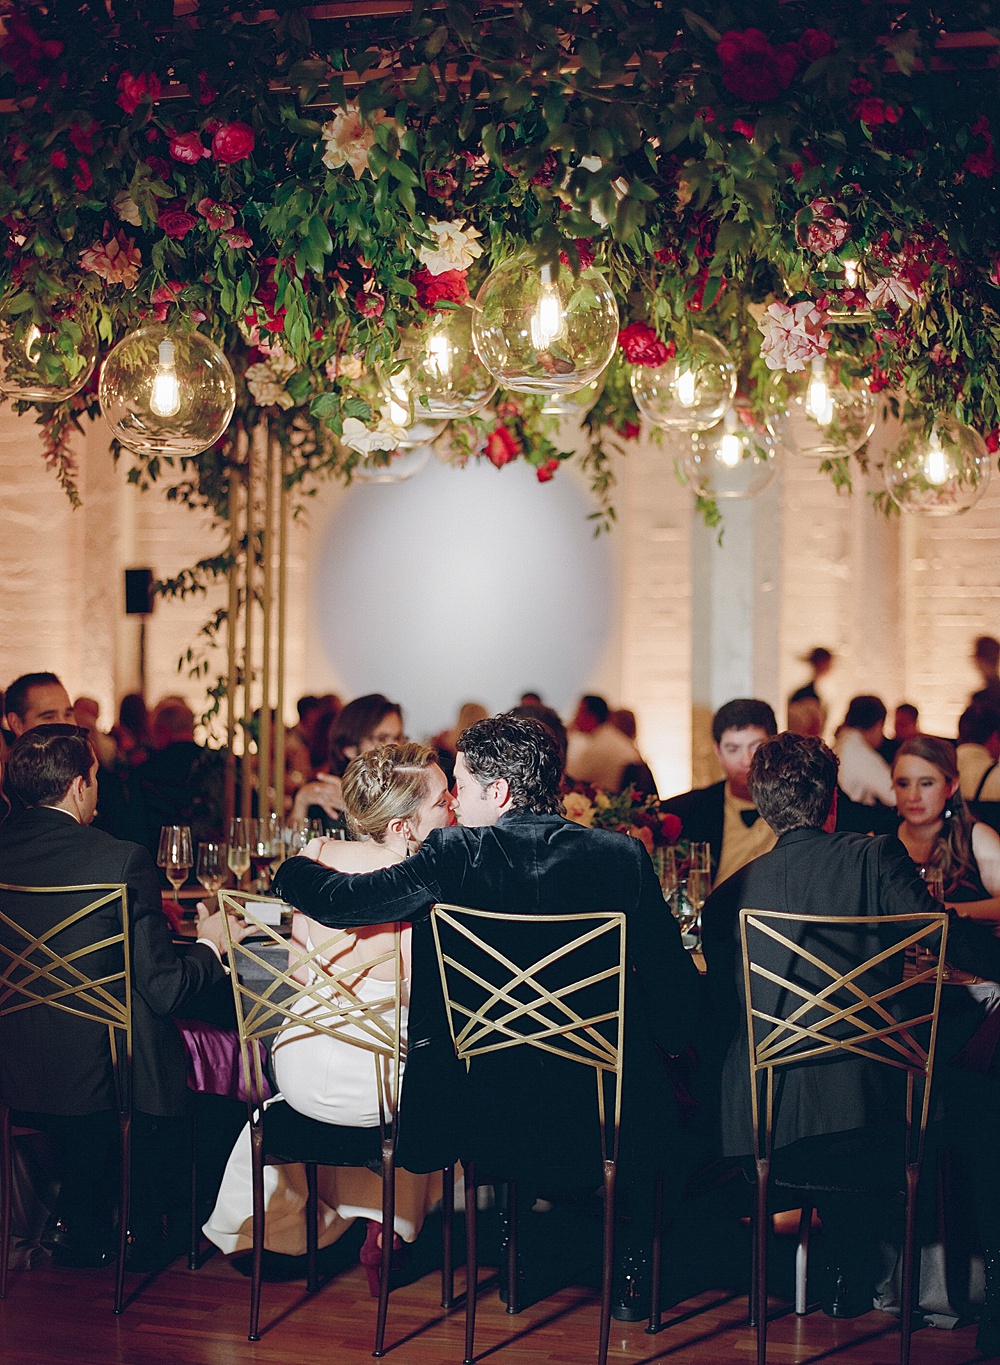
701 827 1000 1158
0 806 225 1118
273 810 701 1178
661 780 725 875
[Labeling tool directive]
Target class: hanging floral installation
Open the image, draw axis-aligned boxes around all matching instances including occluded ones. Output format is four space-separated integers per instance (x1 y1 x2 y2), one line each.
2 0 1000 531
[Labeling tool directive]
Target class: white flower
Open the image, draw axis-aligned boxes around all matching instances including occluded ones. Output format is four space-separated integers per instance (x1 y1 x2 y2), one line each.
258 342 297 380
112 191 142 226
758 300 831 373
416 218 484 276
342 414 408 455
245 362 294 409
320 103 388 179
866 272 922 311
326 354 365 382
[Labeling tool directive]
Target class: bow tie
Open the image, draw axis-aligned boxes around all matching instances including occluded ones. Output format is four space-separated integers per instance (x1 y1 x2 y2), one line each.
740 809 761 828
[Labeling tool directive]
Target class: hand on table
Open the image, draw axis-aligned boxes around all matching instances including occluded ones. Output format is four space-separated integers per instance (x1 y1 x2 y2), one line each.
195 900 252 955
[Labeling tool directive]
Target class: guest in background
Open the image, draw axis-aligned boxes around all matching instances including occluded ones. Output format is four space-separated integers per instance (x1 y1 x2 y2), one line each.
3 673 77 820
518 690 542 707
971 635 1000 711
788 646 834 730
432 701 489 783
73 696 118 769
112 693 150 767
957 702 1000 805
133 699 224 853
565 694 645 794
787 695 824 737
608 709 658 795
662 698 778 882
510 702 568 772
878 702 920 765
833 695 896 809
289 693 404 829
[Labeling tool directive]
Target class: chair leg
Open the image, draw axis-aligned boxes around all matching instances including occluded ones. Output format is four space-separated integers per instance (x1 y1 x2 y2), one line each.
305 1163 319 1294
0 1106 11 1301
114 1111 131 1316
645 1169 664 1335
248 1124 265 1342
463 1161 478 1365
373 1138 396 1359
505 1180 519 1315
753 1158 770 1365
794 1205 811 1315
900 1164 920 1365
441 1164 455 1310
598 1159 618 1365
188 1108 200 1271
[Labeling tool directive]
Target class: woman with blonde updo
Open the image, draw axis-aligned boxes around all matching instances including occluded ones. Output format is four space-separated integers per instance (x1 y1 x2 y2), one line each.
204 743 452 1278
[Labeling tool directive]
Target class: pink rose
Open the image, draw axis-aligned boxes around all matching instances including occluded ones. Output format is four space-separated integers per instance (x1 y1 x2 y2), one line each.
169 131 209 165
758 299 831 372
211 122 255 164
796 199 852 255
223 226 253 250
618 321 674 367
158 204 198 240
196 197 236 230
117 71 161 116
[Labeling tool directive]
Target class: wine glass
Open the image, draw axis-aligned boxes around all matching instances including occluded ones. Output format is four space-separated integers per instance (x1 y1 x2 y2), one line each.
157 825 193 916
652 846 678 904
228 817 254 890
681 843 712 951
250 814 282 892
196 841 227 912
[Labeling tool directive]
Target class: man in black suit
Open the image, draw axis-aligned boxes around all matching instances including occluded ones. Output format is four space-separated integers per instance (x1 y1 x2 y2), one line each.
0 725 245 1268
274 714 701 1315
661 697 778 881
701 732 1000 1318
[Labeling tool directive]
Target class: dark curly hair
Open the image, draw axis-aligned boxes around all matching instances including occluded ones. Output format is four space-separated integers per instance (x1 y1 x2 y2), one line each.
457 714 563 814
748 733 839 836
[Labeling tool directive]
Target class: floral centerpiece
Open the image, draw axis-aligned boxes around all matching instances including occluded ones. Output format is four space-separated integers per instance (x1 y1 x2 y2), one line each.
563 783 683 856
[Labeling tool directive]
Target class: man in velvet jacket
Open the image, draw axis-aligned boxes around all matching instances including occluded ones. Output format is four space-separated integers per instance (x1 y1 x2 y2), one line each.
274 714 701 1225
0 725 243 1266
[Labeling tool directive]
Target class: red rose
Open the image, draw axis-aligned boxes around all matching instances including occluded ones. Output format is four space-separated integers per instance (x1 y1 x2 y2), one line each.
412 266 470 310
798 28 836 62
68 121 96 155
965 150 997 178
0 16 63 88
485 425 520 468
854 97 902 126
196 197 236 230
654 245 680 267
49 149 67 169
158 205 198 240
849 76 873 97
73 159 93 193
618 321 673 367
169 131 208 165
616 420 641 440
686 270 726 311
986 428 1000 454
529 152 559 188
536 457 560 483
560 240 595 271
425 169 458 200
150 281 182 322
211 121 255 164
355 289 385 319
732 118 756 139
197 72 217 106
716 29 799 104
144 156 172 181
660 813 683 844
223 226 253 249
117 71 161 116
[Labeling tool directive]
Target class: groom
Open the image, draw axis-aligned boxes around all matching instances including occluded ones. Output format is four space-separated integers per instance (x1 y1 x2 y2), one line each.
274 713 700 1286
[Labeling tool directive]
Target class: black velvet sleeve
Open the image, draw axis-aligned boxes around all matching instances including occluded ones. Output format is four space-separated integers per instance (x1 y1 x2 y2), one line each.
272 837 444 928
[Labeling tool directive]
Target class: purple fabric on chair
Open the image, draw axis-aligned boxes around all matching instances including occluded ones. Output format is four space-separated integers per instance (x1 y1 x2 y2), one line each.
174 1017 271 1104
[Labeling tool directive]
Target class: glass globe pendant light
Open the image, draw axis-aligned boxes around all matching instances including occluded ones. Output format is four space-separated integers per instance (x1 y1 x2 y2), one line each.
630 329 736 432
679 405 778 500
883 417 990 516
472 255 619 396
770 356 876 459
0 311 98 402
394 307 497 420
352 443 432 483
99 324 237 457
540 372 605 419
379 371 448 450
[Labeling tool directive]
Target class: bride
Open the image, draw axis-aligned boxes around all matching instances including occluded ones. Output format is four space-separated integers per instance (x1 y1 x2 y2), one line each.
203 741 453 1277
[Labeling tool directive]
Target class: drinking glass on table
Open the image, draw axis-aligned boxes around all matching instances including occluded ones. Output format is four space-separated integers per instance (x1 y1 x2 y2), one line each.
157 825 193 915
250 814 282 892
915 865 947 975
228 817 254 889
681 843 712 950
196 841 227 912
652 846 678 904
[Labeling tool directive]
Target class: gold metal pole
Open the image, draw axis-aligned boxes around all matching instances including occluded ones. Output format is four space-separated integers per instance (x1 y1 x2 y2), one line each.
223 457 240 832
240 429 255 822
258 432 275 823
274 440 288 825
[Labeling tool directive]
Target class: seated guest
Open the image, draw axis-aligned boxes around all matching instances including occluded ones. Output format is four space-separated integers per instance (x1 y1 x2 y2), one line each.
432 701 489 784
509 702 568 772
787 695 824 737
289 693 404 830
133 698 224 854
957 701 1000 805
111 692 150 768
662 698 778 882
0 725 245 1269
73 696 118 769
274 714 701 1316
833 694 896 808
565 693 645 794
701 733 1000 1324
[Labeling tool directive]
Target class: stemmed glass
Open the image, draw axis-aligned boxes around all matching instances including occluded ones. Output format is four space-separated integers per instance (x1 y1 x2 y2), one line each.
652 846 678 905
196 841 228 912
680 842 712 950
157 825 193 917
250 814 282 892
228 817 254 890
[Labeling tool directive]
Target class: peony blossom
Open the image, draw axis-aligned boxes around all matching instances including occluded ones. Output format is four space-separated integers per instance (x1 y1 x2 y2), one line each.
79 233 141 288
211 121 255 164
484 425 520 468
150 282 182 322
563 792 596 827
866 273 922 311
416 219 483 276
797 199 851 255
412 266 469 310
320 104 388 179
758 299 831 372
223 226 253 250
117 71 162 115
618 321 673 367
716 29 799 103
342 414 408 456
169 131 208 164
196 198 235 230
158 205 198 240
245 361 294 410
113 191 142 226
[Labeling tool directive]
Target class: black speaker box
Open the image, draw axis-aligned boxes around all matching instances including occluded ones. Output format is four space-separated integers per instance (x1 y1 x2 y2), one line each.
124 567 154 616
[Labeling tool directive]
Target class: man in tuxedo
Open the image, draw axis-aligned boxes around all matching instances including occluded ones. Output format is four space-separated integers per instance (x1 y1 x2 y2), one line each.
661 698 778 881
0 724 245 1268
274 713 701 1315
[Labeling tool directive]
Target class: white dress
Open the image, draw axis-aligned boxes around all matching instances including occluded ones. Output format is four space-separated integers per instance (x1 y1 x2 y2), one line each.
203 931 442 1255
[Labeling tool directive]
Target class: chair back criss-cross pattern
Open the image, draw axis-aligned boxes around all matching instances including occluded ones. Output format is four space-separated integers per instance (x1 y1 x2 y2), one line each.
431 905 626 1365
0 882 132 1314
221 891 453 1353
740 908 949 1365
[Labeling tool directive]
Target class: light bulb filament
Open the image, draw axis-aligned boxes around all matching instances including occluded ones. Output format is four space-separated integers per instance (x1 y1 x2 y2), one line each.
150 338 181 417
719 431 742 468
427 332 452 379
843 258 860 289
530 264 564 351
805 360 834 427
24 325 42 365
676 368 697 406
924 431 948 486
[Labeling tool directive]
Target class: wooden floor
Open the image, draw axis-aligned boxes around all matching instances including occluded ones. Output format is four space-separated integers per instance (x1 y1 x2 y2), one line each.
0 1250 992 1365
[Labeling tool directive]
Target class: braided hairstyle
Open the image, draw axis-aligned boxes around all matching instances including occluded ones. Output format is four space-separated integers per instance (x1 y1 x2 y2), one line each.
340 741 438 842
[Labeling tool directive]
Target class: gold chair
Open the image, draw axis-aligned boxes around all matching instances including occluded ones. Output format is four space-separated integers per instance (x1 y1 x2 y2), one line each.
740 907 949 1365
0 882 132 1314
430 904 626 1365
220 891 453 1351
